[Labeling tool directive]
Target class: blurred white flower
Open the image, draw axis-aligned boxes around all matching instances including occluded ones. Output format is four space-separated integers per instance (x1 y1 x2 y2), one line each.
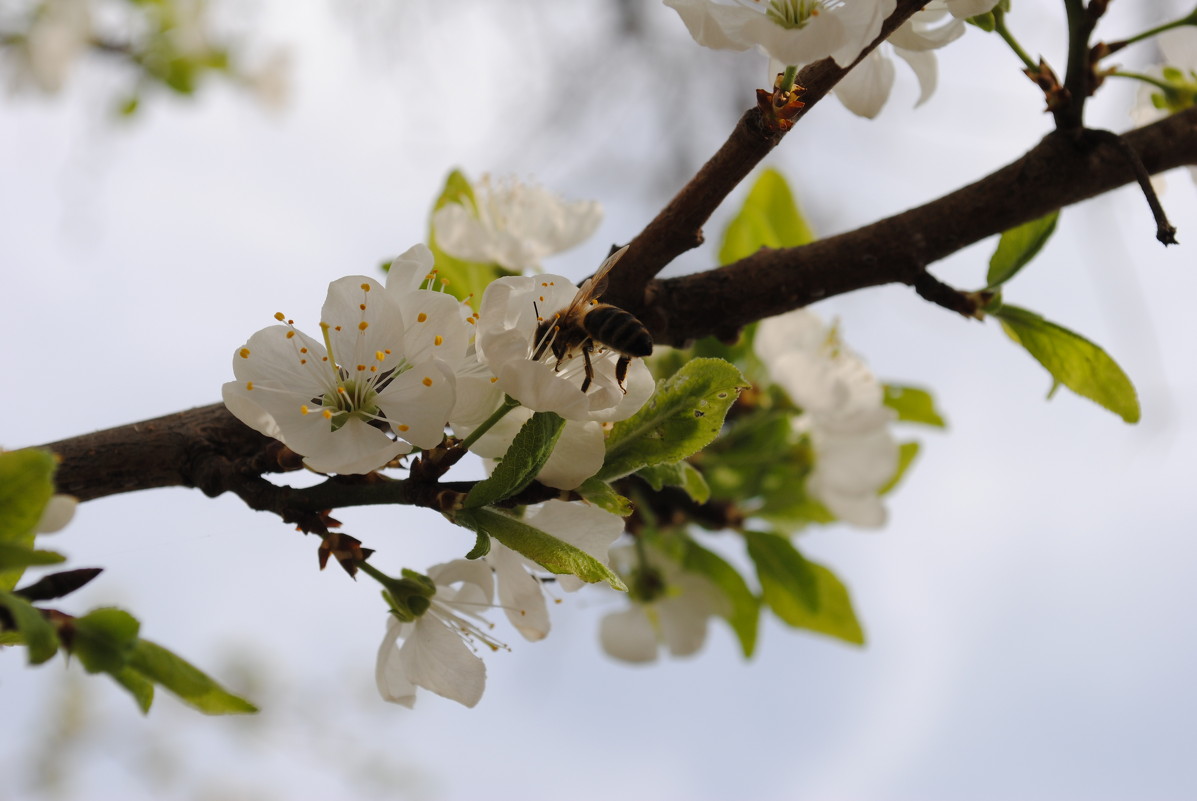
223 272 465 474
8 0 91 94
462 405 607 489
474 274 654 423
375 559 497 709
664 0 895 69
35 494 77 533
431 175 602 272
755 309 899 527
599 544 727 663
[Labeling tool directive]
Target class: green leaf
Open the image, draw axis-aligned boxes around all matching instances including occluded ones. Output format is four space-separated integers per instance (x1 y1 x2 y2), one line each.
463 411 565 509
71 608 141 674
110 666 155 714
464 529 491 560
745 531 864 645
986 210 1059 288
599 359 748 482
879 441 920 496
636 461 711 504
719 168 816 266
0 589 60 664
994 304 1140 423
577 478 635 517
883 385 947 427
454 507 626 591
0 448 56 591
0 543 66 571
681 538 759 658
129 639 258 715
425 169 517 310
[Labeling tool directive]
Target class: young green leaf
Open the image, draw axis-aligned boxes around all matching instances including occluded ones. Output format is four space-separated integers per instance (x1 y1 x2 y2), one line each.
109 666 156 715
994 304 1140 423
986 210 1059 289
129 639 258 715
71 607 141 674
0 589 60 664
0 543 66 571
745 531 864 645
681 538 760 658
454 507 626 591
882 385 947 428
636 461 711 504
879 441 920 496
463 411 565 509
577 478 635 517
598 359 748 482
0 448 57 591
719 168 816 266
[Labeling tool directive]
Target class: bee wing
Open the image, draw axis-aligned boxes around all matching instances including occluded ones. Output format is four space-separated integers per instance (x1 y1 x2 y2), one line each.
586 245 630 298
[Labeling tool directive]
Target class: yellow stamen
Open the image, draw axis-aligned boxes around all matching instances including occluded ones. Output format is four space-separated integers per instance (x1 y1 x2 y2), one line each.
239 348 251 359
422 377 433 387
417 313 428 323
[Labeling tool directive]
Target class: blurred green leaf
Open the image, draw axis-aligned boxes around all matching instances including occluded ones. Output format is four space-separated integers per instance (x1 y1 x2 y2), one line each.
129 639 257 715
0 544 66 571
879 441 920 496
599 359 748 481
0 589 60 664
110 666 156 715
719 168 816 266
994 304 1140 423
0 448 56 591
463 411 564 509
883 385 947 427
636 462 711 504
72 608 140 674
681 538 759 657
454 507 625 591
745 531 864 645
986 211 1059 288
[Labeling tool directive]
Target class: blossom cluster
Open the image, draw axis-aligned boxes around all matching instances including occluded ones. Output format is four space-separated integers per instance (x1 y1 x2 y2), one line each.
664 0 1001 117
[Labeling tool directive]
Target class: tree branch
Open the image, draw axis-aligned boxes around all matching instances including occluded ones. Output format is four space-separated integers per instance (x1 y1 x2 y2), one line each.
34 103 1197 506
638 107 1197 346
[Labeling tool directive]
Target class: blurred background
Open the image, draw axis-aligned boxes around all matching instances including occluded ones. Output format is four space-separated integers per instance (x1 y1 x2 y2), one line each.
2 1 1196 799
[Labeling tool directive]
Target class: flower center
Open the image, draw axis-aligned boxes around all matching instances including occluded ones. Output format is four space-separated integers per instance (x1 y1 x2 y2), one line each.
759 0 830 29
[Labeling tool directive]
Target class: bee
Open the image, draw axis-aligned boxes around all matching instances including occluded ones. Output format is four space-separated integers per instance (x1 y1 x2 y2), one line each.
532 245 653 394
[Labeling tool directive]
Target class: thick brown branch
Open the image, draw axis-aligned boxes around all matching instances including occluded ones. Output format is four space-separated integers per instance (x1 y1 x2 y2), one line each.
640 108 1197 346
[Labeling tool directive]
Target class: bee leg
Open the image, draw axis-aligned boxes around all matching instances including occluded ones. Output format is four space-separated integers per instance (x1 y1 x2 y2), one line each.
615 355 630 394
580 345 595 393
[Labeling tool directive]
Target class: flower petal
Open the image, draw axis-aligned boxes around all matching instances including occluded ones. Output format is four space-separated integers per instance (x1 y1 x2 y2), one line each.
396 616 487 708
600 607 660 663
489 544 551 642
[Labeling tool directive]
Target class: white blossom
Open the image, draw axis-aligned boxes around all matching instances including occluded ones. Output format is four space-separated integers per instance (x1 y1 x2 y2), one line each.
487 500 626 639
1130 28 1197 184
599 544 727 663
474 273 654 423
831 0 998 118
664 0 896 69
223 271 467 474
375 560 497 709
431 175 602 272
7 0 91 94
755 309 899 527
